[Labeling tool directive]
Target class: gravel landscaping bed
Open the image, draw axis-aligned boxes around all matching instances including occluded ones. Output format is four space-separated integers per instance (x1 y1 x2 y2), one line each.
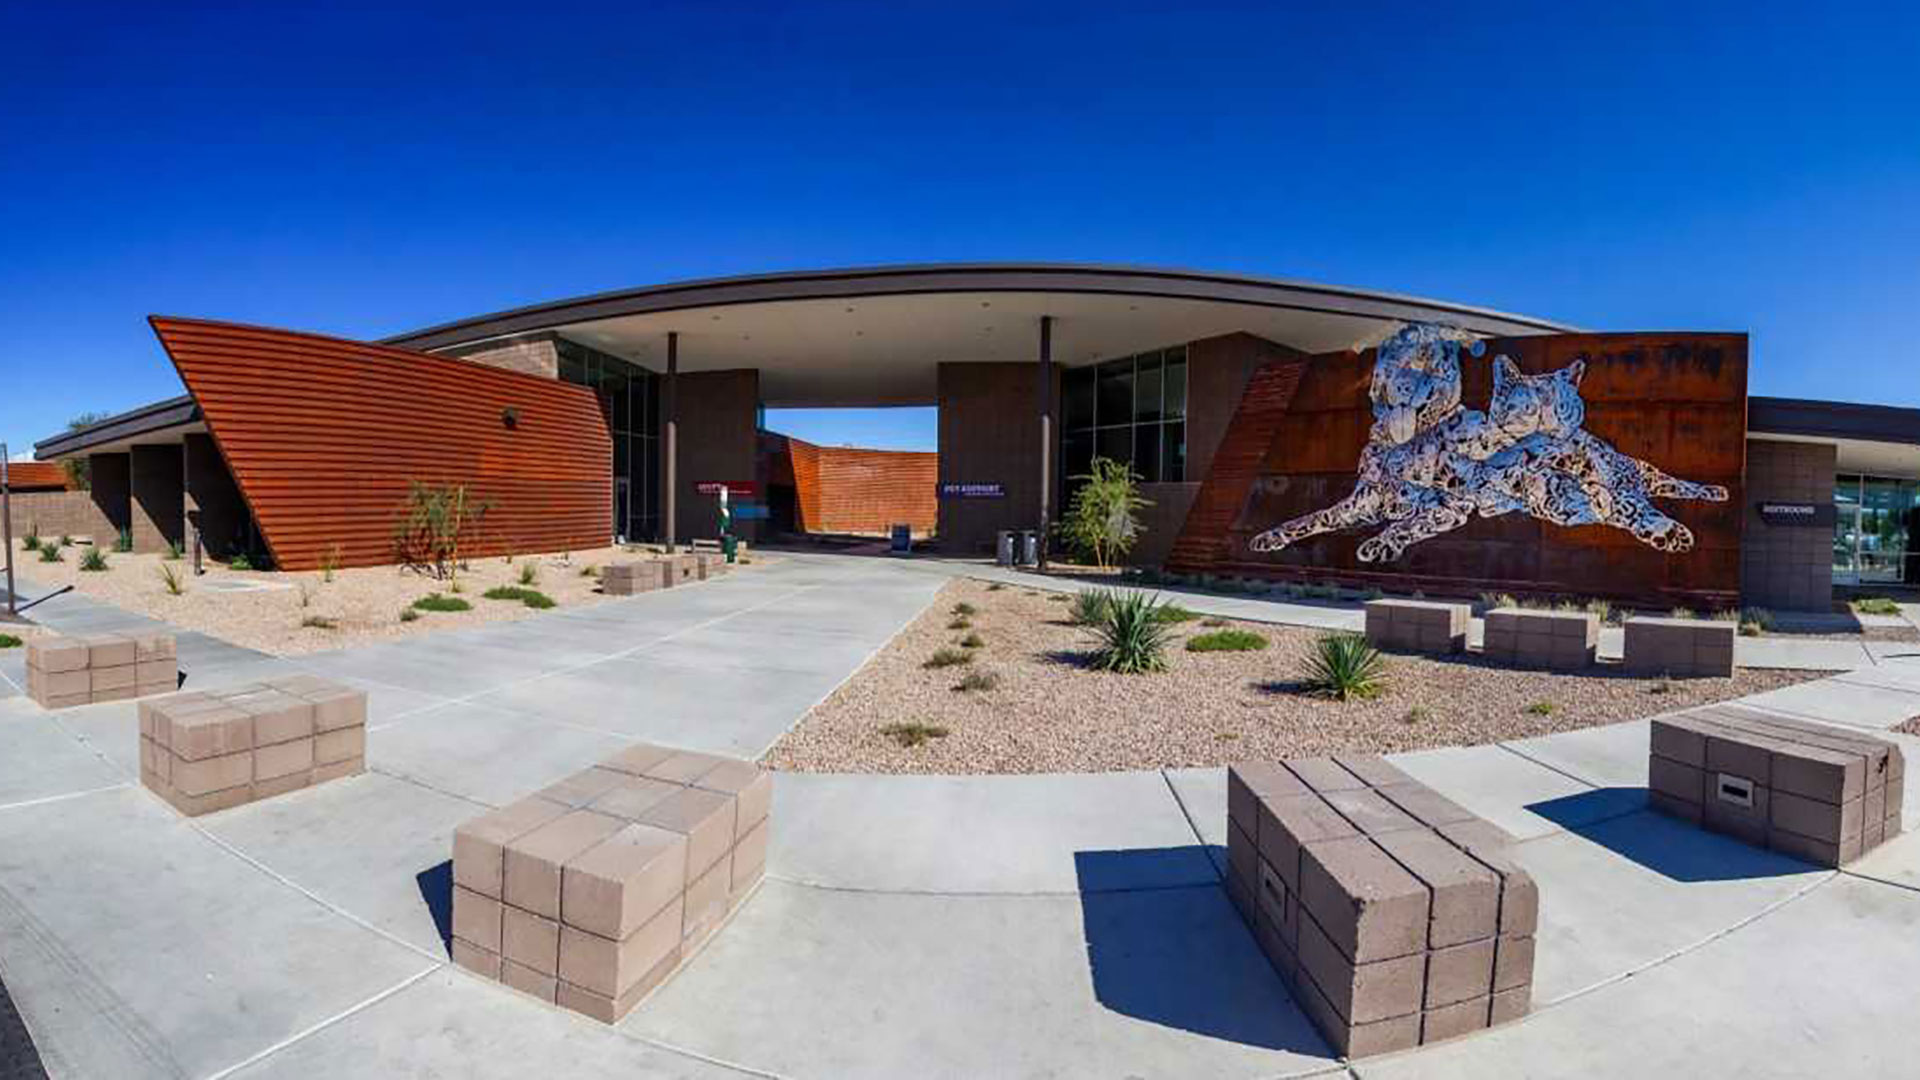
765 578 1823 774
7 540 766 657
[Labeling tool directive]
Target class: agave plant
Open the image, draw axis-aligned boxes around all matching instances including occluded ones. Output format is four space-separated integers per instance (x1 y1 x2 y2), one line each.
1088 592 1173 674
1301 632 1388 701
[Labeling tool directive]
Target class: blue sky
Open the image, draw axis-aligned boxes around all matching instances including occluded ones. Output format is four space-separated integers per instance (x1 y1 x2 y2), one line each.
4 2 1917 457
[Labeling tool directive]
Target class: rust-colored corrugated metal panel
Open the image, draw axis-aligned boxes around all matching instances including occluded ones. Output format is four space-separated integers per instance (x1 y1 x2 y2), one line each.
2 462 72 491
149 316 612 572
1166 358 1308 573
777 434 938 537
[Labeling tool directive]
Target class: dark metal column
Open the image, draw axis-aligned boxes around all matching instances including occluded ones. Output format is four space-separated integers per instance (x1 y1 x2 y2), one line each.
1 448 15 615
1038 315 1054 568
665 331 678 552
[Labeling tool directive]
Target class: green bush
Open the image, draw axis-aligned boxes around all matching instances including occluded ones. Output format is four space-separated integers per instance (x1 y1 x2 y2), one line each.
924 647 974 669
1525 700 1556 716
1186 629 1267 653
952 602 978 617
412 593 471 613
947 618 973 631
393 480 494 582
959 632 985 649
230 552 253 571
22 532 40 553
1152 603 1199 624
399 607 421 623
880 721 949 748
0 633 22 649
955 670 999 692
39 543 62 563
1069 589 1113 626
1088 592 1173 674
1300 632 1388 701
1854 596 1902 616
482 585 554 608
1060 456 1151 567
79 547 109 572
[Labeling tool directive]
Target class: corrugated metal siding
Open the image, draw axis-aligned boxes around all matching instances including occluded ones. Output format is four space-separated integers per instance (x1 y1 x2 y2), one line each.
781 435 938 537
150 316 612 571
1 462 71 491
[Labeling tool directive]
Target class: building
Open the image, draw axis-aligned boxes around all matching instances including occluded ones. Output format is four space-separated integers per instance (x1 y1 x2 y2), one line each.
25 263 1920 611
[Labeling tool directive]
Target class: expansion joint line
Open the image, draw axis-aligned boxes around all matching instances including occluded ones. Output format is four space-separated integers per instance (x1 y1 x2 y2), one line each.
197 966 438 1080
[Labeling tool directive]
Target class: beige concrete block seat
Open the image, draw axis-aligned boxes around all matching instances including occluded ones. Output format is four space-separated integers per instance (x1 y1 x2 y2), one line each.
26 631 177 709
602 561 669 596
1363 599 1469 655
1481 608 1597 671
1650 704 1903 866
1623 617 1736 677
693 551 729 580
137 674 367 816
451 743 772 1024
1226 756 1537 1058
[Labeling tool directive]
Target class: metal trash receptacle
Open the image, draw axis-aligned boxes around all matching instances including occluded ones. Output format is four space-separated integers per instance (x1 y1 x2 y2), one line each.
722 536 739 563
1019 530 1039 566
997 530 1016 567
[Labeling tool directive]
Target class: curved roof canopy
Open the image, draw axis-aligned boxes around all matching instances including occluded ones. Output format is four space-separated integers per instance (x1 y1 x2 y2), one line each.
387 263 1574 408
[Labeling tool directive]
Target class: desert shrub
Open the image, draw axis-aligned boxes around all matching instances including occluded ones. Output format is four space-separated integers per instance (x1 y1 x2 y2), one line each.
1479 592 1518 611
0 633 21 648
1739 607 1776 637
38 544 62 563
399 607 421 623
959 632 985 649
1300 632 1388 701
986 582 1005 591
1525 701 1556 716
1070 589 1113 626
1649 679 1675 695
1201 617 1227 628
301 614 338 630
1152 603 1199 624
79 547 109 572
924 647 974 669
947 618 973 631
111 528 131 553
580 565 598 577
1585 599 1613 624
321 544 341 583
59 534 73 548
230 552 253 571
392 480 494 581
165 540 183 560
952 602 978 617
518 562 539 587
158 563 184 595
881 721 949 748
1854 596 1902 616
1403 705 1432 724
1060 456 1152 568
1186 629 1267 653
1361 587 1385 601
1088 592 1173 674
1669 606 1696 620
412 592 471 613
483 585 554 609
22 530 40 552
955 670 1000 692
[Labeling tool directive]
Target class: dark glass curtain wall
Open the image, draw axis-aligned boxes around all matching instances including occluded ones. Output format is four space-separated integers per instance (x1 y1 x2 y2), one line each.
557 340 660 542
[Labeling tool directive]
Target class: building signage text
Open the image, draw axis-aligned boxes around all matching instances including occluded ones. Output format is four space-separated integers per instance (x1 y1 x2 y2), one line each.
1756 502 1835 527
938 482 1004 499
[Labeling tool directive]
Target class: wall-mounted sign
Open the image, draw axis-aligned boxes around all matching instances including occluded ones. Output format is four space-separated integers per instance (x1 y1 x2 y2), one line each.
1757 502 1834 527
939 482 1004 499
696 481 757 497
732 504 770 520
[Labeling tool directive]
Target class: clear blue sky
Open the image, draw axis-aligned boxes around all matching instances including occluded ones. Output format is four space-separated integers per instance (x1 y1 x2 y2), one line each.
4 2 1917 457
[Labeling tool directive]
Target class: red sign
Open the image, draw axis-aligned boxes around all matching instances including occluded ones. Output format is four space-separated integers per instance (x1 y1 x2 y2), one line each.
695 481 757 497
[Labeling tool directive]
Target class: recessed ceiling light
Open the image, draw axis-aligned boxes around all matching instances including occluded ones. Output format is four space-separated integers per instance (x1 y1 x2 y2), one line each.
844 306 855 313
710 314 721 321
980 301 991 308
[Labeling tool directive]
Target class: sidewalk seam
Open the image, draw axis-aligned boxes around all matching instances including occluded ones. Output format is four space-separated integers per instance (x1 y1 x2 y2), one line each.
197 966 438 1080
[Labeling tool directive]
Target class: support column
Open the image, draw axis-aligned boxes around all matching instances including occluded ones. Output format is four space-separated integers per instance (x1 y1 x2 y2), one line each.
664 331 678 552
129 443 185 554
1037 315 1054 568
89 453 132 546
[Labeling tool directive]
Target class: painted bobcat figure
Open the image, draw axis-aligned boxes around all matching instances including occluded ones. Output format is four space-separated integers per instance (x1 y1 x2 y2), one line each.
1247 324 1728 561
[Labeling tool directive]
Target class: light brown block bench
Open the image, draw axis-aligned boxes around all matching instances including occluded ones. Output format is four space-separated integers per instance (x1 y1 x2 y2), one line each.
602 562 669 596
450 743 772 1023
1650 704 1903 865
1481 608 1597 671
26 632 177 709
138 674 368 816
1622 617 1735 677
1364 599 1469 655
1227 756 1537 1057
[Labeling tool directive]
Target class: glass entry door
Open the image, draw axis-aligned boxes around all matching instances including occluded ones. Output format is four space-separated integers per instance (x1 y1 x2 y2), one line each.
1834 474 1920 584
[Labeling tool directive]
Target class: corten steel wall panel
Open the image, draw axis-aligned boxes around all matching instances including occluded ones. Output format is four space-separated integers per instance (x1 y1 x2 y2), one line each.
775 435 938 537
149 317 612 571
2 462 71 491
1178 333 1748 608
1165 359 1309 572
1185 333 1308 486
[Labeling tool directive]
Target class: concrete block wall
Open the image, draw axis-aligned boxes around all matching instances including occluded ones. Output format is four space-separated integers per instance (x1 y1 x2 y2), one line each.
1742 439 1834 612
4 490 116 542
455 336 561 380
184 434 250 559
88 452 133 544
130 444 185 554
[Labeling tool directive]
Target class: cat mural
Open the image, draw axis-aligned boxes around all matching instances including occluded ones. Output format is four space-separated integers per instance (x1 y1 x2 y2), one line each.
1247 323 1729 561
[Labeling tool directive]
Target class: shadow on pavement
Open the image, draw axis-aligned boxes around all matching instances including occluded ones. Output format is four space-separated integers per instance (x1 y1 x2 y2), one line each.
1531 792 1814 882
416 859 454 956
1072 847 1330 1056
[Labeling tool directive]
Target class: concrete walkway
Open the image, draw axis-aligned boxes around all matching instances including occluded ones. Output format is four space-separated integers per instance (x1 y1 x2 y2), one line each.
2 554 1920 1077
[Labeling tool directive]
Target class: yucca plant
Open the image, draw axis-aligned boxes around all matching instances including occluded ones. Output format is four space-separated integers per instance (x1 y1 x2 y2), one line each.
39 543 62 563
158 563 185 595
1088 592 1173 674
22 530 40 552
1069 588 1114 626
1300 632 1388 701
79 547 109 572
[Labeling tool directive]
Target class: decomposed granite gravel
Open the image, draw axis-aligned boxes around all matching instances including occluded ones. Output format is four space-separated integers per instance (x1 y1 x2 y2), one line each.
764 578 1823 775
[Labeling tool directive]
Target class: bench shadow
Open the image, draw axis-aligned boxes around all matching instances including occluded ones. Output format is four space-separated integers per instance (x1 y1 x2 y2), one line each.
1527 789 1813 883
1072 847 1331 1056
416 859 455 957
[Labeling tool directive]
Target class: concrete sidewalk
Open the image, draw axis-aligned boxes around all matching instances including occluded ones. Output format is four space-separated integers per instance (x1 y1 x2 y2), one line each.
2 552 1920 1077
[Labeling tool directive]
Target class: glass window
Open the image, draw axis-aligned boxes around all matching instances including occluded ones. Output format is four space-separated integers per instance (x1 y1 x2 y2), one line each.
1163 421 1185 482
1135 353 1163 423
1096 361 1133 426
1164 346 1187 418
1063 369 1096 430
1134 421 1162 482
1096 425 1131 467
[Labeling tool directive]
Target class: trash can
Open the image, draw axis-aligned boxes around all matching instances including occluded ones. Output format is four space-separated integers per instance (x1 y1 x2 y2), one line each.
722 535 739 563
997 530 1016 567
890 524 912 554
1019 530 1039 567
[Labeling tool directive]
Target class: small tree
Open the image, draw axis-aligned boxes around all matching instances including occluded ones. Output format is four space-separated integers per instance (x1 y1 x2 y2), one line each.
1061 457 1152 569
61 412 108 490
393 481 493 581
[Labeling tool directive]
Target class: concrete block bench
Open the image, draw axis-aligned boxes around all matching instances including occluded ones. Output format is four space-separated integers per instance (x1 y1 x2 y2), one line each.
602 562 669 596
138 674 367 816
1227 756 1537 1057
450 743 772 1023
1364 600 1468 655
666 553 700 585
1481 608 1597 671
693 551 729 580
1650 705 1904 866
1622 617 1735 677
26 632 177 709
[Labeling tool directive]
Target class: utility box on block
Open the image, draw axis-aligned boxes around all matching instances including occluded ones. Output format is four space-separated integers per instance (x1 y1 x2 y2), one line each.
450 743 771 1023
1649 704 1903 865
1226 756 1537 1057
